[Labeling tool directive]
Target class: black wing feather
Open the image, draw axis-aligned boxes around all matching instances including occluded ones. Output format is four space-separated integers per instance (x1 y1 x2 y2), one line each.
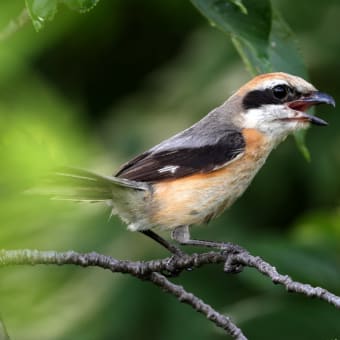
115 130 245 182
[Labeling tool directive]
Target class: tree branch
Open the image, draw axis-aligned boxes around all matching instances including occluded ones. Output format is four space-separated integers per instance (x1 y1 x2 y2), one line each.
0 249 246 339
149 272 246 339
228 251 340 309
0 247 339 339
0 8 29 41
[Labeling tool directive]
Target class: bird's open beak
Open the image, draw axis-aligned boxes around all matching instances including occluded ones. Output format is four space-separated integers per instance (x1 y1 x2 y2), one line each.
287 91 336 126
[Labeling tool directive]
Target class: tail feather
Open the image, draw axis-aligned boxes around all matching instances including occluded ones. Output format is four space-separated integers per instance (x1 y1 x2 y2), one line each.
31 166 148 202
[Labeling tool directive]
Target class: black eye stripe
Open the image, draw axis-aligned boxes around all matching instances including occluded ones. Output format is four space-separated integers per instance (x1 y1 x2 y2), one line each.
242 85 300 110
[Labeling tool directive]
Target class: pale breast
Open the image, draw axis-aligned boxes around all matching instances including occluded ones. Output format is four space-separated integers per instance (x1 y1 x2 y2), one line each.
148 128 274 230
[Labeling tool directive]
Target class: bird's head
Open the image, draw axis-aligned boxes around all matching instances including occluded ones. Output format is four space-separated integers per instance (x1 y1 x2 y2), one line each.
229 72 335 141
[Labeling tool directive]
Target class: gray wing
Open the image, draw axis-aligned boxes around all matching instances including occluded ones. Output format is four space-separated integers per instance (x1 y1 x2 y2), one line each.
115 114 245 182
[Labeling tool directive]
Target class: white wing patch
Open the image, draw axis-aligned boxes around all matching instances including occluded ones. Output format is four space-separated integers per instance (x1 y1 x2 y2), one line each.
158 165 180 174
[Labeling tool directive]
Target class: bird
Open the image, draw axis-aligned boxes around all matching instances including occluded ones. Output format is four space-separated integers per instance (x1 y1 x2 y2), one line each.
48 72 335 254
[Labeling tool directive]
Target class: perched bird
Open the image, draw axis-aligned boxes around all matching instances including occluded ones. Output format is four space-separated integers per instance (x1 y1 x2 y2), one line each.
50 72 335 254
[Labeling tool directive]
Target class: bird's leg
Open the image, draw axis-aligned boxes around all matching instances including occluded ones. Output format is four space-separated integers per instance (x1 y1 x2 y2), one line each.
140 229 185 257
140 229 187 277
171 225 244 254
171 225 245 273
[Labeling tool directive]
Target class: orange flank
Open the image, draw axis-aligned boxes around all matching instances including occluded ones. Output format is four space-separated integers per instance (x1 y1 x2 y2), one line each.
150 129 270 229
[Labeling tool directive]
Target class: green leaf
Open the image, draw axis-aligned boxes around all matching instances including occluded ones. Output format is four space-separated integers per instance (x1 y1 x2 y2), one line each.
229 0 248 15
61 0 100 13
191 0 272 73
293 130 310 161
25 0 101 31
268 10 307 78
191 0 311 159
269 10 310 157
231 35 271 75
25 0 58 31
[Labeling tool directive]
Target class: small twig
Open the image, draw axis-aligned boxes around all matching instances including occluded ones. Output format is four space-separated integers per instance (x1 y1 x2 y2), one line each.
0 315 10 340
229 251 340 309
0 8 30 42
149 272 246 339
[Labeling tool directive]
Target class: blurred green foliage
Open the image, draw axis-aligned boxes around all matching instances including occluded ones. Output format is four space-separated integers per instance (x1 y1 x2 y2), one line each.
0 0 339 339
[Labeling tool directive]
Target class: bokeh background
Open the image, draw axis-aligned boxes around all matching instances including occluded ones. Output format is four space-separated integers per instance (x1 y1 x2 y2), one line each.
0 0 339 339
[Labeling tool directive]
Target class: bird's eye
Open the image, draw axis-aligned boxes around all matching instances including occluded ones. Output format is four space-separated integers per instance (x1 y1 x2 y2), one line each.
272 85 288 100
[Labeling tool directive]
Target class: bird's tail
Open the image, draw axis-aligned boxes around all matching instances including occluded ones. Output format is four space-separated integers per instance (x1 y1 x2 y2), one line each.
31 166 148 202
